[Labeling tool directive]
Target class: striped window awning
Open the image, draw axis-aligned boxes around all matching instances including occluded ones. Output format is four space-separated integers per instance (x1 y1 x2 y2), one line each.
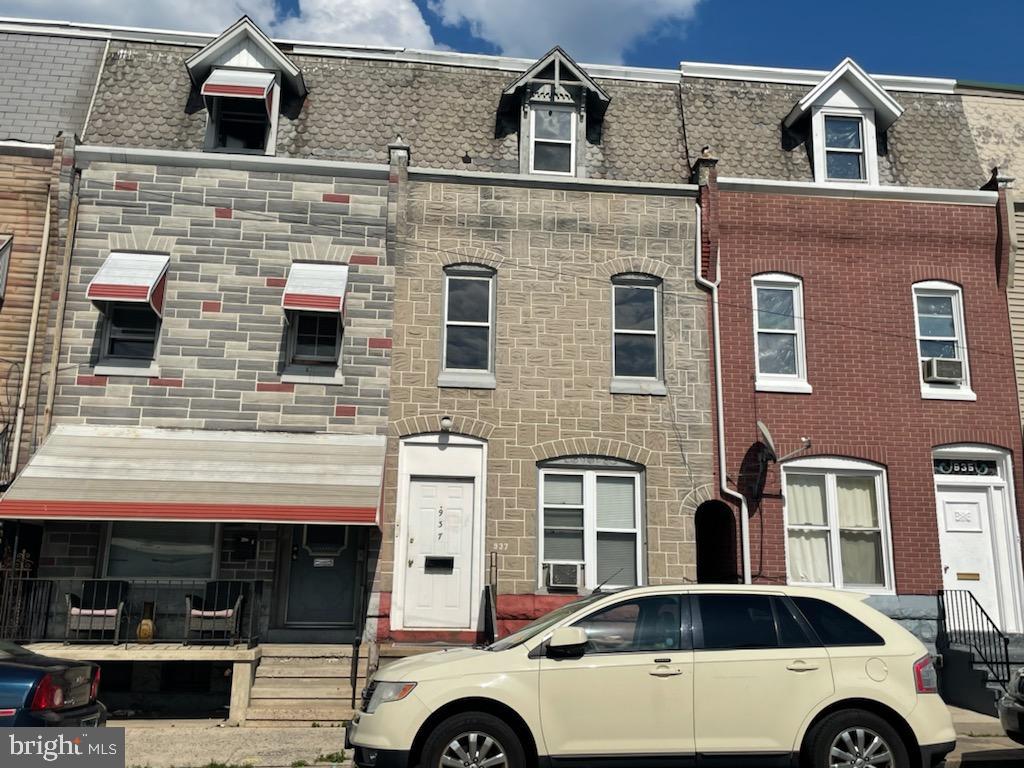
201 68 276 100
282 263 349 313
86 253 170 317
0 425 386 526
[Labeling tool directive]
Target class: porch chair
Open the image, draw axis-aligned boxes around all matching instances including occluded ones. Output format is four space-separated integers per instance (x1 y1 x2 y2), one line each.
185 580 245 645
64 580 129 644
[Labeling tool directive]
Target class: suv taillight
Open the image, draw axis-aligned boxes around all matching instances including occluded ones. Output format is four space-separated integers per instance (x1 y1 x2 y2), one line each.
89 667 101 701
914 654 938 694
30 674 65 711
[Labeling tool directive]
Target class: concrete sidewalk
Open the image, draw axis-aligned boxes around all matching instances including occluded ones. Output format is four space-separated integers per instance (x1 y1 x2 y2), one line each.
944 707 1023 766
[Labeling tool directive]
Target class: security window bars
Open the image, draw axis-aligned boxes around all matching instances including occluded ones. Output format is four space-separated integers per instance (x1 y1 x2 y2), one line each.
540 469 641 590
824 115 865 181
530 105 576 175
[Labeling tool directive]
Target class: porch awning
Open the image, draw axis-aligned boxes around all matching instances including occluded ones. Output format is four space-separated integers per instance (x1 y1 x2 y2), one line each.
282 263 349 313
201 68 276 100
86 253 170 317
0 425 386 526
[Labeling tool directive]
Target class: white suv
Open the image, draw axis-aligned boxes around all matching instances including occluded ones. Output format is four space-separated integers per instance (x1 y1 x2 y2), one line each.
346 585 955 768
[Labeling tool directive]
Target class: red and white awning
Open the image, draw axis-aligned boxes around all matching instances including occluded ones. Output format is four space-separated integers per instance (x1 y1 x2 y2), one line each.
0 425 387 526
282 263 349 313
86 253 170 317
201 68 276 100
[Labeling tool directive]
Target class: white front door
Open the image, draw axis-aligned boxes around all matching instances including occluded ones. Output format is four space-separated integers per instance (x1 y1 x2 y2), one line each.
402 477 476 629
936 485 1004 628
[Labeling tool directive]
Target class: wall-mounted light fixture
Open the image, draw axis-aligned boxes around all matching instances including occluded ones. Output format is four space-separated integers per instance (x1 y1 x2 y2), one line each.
439 415 453 432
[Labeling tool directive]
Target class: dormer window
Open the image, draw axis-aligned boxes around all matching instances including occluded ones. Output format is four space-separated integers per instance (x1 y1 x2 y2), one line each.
498 46 610 179
201 68 278 154
784 58 903 187
530 105 576 175
823 115 865 181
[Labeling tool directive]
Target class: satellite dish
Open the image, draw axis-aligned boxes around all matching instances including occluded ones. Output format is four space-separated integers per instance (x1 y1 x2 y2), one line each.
756 420 777 459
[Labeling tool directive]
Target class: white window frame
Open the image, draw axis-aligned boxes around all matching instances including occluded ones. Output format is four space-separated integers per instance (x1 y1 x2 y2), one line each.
781 457 895 595
811 106 879 186
205 81 280 157
95 301 162 377
751 273 811 394
529 103 577 177
538 467 643 591
0 235 11 302
439 265 496 389
912 280 975 401
611 276 664 391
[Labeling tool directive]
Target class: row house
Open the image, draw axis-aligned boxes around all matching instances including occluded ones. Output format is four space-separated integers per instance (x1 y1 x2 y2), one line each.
684 60 1024 653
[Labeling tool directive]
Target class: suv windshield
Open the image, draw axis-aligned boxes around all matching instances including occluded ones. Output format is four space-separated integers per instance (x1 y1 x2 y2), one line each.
487 593 607 651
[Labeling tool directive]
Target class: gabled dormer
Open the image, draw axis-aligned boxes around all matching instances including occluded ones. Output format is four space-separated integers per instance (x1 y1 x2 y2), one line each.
185 16 306 156
498 47 610 177
784 58 903 186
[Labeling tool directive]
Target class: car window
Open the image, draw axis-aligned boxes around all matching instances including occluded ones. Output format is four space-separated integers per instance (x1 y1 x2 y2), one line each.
696 594 779 650
791 596 884 647
774 597 816 648
488 592 607 651
573 596 683 654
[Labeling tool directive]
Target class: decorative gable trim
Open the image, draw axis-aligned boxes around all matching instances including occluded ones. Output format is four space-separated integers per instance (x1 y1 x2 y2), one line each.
784 57 903 130
501 46 610 104
185 15 306 98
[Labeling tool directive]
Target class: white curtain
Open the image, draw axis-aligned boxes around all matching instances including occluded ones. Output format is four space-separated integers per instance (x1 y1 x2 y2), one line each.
837 476 878 528
787 530 831 583
840 532 884 586
787 474 827 525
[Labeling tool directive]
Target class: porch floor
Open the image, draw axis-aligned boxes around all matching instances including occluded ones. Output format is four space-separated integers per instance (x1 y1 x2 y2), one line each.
24 642 261 662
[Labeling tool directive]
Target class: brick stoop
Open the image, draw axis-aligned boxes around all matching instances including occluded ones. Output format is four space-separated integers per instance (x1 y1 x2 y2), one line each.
245 644 367 728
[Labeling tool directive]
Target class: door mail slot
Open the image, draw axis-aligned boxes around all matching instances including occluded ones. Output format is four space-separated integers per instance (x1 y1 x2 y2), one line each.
425 556 455 574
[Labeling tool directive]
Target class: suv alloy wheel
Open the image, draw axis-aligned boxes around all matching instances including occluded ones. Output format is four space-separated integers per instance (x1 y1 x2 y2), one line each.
421 712 526 768
805 709 909 768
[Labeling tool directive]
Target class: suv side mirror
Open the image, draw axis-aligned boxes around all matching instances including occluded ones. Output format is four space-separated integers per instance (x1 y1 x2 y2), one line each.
546 626 588 659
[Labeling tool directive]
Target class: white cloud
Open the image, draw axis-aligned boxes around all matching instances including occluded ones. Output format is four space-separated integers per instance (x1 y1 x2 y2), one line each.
0 0 435 47
429 0 703 63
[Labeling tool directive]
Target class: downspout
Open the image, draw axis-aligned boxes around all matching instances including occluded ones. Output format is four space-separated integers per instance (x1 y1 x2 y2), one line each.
10 185 53 479
42 176 80 437
694 201 752 584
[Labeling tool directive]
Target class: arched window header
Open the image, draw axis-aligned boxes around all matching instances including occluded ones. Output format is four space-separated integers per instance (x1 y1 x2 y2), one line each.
444 262 496 277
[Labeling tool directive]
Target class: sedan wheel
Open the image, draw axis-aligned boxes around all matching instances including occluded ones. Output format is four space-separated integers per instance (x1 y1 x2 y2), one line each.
440 731 508 768
829 727 894 768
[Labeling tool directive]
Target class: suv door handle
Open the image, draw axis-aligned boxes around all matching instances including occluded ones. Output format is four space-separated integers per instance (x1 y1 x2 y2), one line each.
786 661 820 672
650 665 684 678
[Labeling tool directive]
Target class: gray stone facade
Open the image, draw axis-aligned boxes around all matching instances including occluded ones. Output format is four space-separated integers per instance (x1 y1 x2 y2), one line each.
51 161 394 434
379 175 715 608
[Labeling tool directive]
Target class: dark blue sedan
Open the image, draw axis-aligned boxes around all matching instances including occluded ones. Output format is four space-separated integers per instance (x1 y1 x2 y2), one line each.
0 641 107 726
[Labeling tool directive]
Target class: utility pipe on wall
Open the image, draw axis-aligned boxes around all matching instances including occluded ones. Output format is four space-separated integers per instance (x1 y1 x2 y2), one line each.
694 202 752 584
9 185 53 480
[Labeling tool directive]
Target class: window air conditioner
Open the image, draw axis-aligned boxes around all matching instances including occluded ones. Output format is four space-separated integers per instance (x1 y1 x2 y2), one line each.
545 563 582 590
922 358 964 385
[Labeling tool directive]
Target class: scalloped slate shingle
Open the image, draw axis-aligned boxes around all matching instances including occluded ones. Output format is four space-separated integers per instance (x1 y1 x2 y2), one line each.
681 77 985 189
85 42 687 183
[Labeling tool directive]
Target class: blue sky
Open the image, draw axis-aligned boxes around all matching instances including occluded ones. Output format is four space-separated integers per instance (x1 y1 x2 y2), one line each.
3 0 1022 83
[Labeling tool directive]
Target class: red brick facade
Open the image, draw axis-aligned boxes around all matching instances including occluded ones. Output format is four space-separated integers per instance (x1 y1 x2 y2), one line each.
701 174 1024 597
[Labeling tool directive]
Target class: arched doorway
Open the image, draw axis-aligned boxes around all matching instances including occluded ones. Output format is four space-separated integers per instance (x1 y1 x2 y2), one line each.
695 500 738 584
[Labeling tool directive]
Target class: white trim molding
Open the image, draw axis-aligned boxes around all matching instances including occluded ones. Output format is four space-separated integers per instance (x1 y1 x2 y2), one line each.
681 60 956 94
717 177 998 206
912 280 976 402
752 273 811 394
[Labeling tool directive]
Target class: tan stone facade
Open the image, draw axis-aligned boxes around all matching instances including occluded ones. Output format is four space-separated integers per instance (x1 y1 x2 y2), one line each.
376 174 714 638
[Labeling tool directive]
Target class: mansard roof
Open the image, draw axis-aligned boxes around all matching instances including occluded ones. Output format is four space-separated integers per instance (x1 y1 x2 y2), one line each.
784 57 904 130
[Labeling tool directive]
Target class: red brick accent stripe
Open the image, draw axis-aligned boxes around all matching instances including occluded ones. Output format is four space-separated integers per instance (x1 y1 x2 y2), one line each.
349 254 378 265
149 378 184 388
202 300 222 312
256 382 295 393
114 180 138 191
266 277 288 287
215 207 233 219
0 499 378 525
368 338 392 349
76 375 108 386
334 405 357 417
322 193 350 203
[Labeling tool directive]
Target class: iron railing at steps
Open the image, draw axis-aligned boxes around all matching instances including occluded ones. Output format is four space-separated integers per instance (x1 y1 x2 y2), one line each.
937 588 1012 691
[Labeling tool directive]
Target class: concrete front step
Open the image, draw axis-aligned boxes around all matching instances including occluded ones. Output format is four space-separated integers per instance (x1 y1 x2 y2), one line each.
251 684 361 701
259 644 356 659
245 704 356 723
255 661 368 679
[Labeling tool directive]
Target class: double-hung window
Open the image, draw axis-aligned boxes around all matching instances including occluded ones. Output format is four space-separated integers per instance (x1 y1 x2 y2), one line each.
611 275 664 394
530 104 576 175
823 115 865 181
752 274 810 393
440 265 495 388
540 467 642 590
783 458 893 592
913 281 973 400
